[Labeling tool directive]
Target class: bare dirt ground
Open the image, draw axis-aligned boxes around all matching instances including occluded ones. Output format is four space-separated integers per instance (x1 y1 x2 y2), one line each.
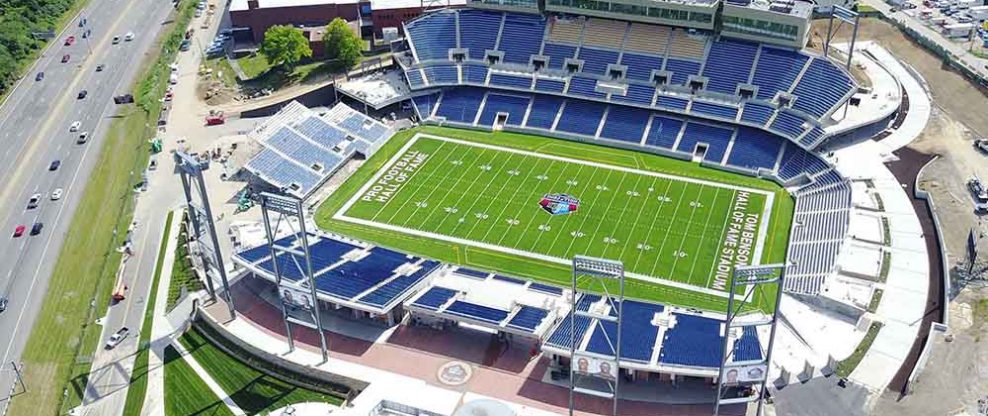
807 17 988 416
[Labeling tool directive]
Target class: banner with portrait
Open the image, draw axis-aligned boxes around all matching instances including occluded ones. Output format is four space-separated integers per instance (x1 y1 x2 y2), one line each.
279 284 314 311
721 363 767 385
571 353 618 381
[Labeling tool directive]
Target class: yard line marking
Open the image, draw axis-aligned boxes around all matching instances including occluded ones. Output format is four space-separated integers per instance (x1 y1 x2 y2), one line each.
543 166 602 257
684 187 725 287
616 175 660 264
648 183 692 277
447 152 525 235
667 185 711 278
502 159 573 248
630 179 675 272
578 171 630 258
401 148 491 228
560 169 615 258
477 157 551 243
462 153 537 238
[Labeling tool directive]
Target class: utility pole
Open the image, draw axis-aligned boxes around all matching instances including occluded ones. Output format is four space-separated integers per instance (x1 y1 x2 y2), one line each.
10 361 25 394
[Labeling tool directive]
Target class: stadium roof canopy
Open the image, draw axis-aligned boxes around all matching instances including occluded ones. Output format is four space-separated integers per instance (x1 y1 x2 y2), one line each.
542 294 764 377
243 101 393 199
405 267 572 338
232 232 439 314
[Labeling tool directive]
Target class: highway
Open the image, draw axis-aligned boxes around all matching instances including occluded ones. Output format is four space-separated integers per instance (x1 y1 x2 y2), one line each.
0 0 180 413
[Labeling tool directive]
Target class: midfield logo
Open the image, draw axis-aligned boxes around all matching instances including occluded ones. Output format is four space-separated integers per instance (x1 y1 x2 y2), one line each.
539 193 580 216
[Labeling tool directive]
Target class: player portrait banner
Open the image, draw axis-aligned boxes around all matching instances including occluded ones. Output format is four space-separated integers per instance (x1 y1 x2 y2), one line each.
279 284 315 311
571 353 618 381
720 363 767 385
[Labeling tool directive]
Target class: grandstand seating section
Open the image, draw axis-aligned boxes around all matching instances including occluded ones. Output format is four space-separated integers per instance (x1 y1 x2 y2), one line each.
400 8 858 152
660 313 723 367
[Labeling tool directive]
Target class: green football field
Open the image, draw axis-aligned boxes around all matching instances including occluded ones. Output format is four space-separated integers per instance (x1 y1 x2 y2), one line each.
316 127 793 311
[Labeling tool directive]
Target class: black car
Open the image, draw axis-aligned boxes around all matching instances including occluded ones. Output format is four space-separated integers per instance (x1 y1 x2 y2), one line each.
77 90 88 99
35 72 44 81
49 160 61 171
30 222 43 235
96 64 104 72
0 297 7 313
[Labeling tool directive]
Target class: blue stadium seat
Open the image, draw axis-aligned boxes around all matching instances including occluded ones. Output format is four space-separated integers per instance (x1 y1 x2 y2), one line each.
769 110 809 139
656 95 688 111
245 149 321 194
455 267 491 279
556 100 605 136
463 64 489 84
490 73 533 90
791 58 855 117
726 127 784 172
422 64 458 85
542 43 577 69
406 10 456 61
507 306 550 332
644 116 683 149
578 47 619 75
620 53 664 81
665 59 700 85
358 261 440 307
613 84 654 105
567 77 605 99
691 101 738 120
405 69 425 88
752 46 807 100
526 95 564 129
659 313 723 367
534 78 565 93
413 286 458 310
435 88 485 123
676 122 733 162
499 14 545 64
778 142 830 180
293 116 348 149
740 102 774 126
479 94 530 126
600 106 650 144
445 300 510 324
458 9 503 60
264 126 342 171
702 40 758 94
585 300 663 362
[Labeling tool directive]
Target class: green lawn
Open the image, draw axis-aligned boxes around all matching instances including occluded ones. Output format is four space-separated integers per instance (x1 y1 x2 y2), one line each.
6 2 196 414
178 328 343 414
121 210 174 416
163 346 234 416
316 126 793 312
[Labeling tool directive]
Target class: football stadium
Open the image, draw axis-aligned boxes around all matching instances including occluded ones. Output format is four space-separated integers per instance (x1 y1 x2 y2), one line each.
211 0 935 413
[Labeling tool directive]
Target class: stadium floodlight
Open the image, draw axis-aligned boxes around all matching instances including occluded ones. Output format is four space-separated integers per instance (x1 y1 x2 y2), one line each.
175 151 235 320
569 256 624 416
259 192 329 363
824 5 861 74
714 263 786 416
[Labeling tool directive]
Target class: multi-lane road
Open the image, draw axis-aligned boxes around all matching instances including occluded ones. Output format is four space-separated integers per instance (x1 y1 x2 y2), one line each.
0 0 179 413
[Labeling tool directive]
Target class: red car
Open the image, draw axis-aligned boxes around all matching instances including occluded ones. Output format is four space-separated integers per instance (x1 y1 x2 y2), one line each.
13 225 25 237
65 36 75 46
61 54 70 63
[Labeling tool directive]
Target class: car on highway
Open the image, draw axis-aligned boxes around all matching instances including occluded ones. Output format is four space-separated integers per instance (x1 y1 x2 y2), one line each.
27 193 41 209
69 121 81 132
83 29 91 39
30 222 43 236
77 131 89 144
61 54 70 63
13 225 25 237
96 64 105 72
65 36 75 46
35 72 44 81
112 36 120 44
0 297 7 313
49 160 61 171
125 32 135 41
105 327 130 349
164 91 173 101
51 188 63 201
77 90 88 99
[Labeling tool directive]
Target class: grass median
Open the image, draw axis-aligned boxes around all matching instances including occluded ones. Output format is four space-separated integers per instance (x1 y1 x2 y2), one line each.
163 346 233 416
6 1 196 414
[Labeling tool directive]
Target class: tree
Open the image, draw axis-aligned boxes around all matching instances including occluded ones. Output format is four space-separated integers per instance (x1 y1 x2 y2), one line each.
259 25 311 71
322 18 362 70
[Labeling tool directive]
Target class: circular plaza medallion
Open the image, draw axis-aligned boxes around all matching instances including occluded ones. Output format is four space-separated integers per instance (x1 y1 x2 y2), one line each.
437 360 473 386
